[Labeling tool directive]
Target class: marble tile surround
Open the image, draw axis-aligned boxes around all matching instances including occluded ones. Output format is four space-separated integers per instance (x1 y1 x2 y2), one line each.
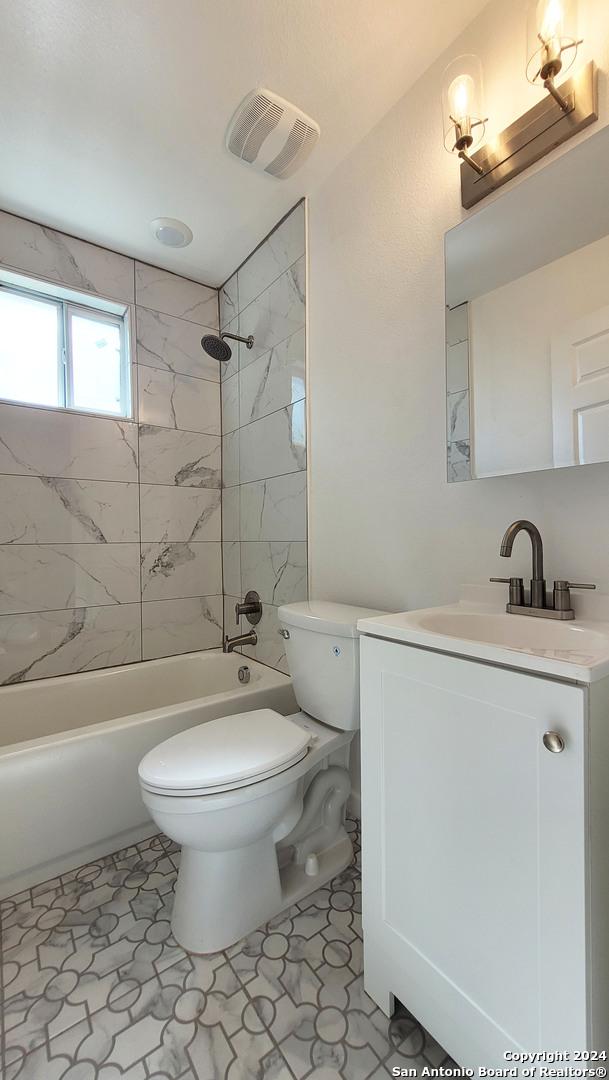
0 477 139 545
0 210 134 302
0 819 456 1080
0 543 141 615
136 306 220 383
142 596 223 661
137 365 221 437
135 262 218 328
219 202 308 673
0 210 222 683
446 303 471 483
0 605 141 685
141 542 222 602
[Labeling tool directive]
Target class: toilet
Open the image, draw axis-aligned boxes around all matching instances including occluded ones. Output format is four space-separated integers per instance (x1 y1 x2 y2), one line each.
138 600 382 954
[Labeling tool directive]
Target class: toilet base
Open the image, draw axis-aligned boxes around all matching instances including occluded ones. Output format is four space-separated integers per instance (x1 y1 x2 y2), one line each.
171 829 353 955
171 830 283 955
279 829 353 908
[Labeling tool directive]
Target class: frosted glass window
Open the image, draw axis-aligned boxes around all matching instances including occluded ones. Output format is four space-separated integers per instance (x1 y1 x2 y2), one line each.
0 280 131 417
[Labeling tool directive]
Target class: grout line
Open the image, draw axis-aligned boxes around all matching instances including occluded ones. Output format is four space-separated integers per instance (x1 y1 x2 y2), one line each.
1 539 220 547
218 284 227 644
141 593 223 604
135 359 144 664
136 360 222 389
303 195 311 604
237 320 305 377
222 393 306 437
136 302 220 336
134 258 218 303
223 464 307 490
139 423 220 441
0 474 139 488
0 595 226 622
0 475 222 490
0 600 141 618
137 418 221 439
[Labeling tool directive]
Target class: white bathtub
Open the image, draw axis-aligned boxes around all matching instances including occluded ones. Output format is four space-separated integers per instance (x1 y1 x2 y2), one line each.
0 650 297 897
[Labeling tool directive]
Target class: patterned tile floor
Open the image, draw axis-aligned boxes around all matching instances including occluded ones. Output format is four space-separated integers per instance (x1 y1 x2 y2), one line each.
1 820 455 1080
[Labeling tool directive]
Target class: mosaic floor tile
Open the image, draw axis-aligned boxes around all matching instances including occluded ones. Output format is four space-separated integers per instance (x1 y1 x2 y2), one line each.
1 821 455 1079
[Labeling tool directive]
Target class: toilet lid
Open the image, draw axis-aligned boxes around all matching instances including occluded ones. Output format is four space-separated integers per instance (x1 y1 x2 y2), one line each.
138 709 311 795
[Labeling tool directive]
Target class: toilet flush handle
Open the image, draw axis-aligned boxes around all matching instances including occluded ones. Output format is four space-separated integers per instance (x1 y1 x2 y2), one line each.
278 628 290 639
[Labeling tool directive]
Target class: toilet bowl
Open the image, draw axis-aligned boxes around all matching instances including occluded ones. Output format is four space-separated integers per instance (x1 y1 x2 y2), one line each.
138 601 383 954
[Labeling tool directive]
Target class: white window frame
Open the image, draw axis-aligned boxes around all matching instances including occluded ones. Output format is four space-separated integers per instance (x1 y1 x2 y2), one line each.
0 268 134 420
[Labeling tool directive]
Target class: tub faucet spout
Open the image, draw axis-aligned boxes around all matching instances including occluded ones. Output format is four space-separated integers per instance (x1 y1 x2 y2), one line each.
223 630 257 654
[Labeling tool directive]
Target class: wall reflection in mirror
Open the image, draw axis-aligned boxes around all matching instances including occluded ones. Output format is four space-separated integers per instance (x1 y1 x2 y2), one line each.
445 124 609 481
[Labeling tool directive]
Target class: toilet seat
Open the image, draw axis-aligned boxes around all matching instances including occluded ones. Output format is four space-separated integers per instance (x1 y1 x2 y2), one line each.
138 709 311 797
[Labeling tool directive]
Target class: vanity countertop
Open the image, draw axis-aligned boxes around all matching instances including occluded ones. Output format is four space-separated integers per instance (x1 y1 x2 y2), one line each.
358 584 609 684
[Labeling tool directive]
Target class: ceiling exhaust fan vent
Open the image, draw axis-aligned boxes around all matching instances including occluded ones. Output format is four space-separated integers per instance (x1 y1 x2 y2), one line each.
226 88 320 179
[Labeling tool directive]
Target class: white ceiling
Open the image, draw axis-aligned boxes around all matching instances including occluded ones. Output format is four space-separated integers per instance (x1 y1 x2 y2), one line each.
0 0 489 286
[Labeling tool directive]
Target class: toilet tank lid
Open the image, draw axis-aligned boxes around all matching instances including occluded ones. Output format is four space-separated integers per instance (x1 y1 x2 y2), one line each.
278 601 386 638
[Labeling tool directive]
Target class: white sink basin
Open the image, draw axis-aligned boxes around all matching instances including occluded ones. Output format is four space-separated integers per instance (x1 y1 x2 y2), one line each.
418 609 607 653
358 591 609 683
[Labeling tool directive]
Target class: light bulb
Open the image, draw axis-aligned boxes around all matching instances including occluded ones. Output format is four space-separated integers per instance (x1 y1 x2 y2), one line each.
538 0 564 42
526 0 579 86
448 74 475 125
441 54 486 164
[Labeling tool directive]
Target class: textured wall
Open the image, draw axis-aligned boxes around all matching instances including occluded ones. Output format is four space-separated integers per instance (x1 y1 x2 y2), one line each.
0 211 222 683
220 202 308 672
308 0 609 616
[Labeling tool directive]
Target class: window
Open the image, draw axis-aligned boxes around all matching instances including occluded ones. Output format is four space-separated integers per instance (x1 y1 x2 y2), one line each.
0 272 132 418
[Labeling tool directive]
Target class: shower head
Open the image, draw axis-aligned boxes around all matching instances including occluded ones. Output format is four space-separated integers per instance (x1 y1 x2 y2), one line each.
201 334 233 363
201 331 255 363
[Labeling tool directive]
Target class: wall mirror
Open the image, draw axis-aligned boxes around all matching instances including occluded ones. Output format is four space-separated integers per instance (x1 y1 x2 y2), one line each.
445 123 609 482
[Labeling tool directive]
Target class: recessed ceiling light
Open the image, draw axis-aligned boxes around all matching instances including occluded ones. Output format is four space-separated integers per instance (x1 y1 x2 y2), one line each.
150 217 193 248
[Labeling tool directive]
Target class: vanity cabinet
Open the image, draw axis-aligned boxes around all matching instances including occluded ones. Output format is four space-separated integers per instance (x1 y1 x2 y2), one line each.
360 633 609 1067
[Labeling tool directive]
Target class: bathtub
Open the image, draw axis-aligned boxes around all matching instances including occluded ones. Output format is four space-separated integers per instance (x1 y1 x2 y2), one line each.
0 650 297 897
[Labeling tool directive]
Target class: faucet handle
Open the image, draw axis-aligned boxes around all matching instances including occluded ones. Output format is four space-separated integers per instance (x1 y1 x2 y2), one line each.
490 576 524 607
235 590 262 626
552 580 596 614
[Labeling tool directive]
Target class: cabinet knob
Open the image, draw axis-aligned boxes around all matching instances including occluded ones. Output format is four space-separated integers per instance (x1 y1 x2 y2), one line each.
543 731 565 754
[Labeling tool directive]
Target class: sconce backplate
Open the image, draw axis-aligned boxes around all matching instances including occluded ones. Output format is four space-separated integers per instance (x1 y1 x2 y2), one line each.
461 61 597 209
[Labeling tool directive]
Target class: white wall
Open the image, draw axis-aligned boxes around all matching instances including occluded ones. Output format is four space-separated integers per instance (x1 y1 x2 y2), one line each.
471 233 609 477
308 0 609 617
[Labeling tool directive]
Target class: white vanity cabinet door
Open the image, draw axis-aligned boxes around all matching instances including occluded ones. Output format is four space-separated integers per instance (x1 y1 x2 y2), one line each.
360 635 588 1067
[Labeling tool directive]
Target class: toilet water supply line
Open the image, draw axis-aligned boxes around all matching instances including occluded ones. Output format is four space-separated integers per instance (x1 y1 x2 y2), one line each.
280 765 351 871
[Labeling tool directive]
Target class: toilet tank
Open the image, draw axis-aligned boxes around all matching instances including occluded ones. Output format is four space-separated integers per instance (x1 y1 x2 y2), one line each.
277 601 385 731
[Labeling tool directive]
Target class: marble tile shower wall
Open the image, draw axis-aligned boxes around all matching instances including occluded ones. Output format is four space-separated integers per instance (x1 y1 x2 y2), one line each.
0 210 222 684
219 202 308 673
446 302 471 483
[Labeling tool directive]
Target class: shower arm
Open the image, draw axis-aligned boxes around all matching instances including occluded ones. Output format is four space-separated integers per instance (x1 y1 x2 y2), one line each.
221 331 254 349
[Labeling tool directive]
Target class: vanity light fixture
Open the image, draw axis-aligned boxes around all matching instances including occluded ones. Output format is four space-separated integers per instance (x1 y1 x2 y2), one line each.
450 0 596 209
527 0 582 111
441 55 487 176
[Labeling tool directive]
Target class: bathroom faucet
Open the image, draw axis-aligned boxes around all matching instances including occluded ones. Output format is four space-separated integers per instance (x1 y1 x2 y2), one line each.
223 630 257 653
499 519 546 609
491 519 595 620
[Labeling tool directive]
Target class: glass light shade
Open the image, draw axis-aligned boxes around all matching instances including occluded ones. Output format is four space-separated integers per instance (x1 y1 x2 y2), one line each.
441 55 486 155
150 217 193 248
526 0 579 84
